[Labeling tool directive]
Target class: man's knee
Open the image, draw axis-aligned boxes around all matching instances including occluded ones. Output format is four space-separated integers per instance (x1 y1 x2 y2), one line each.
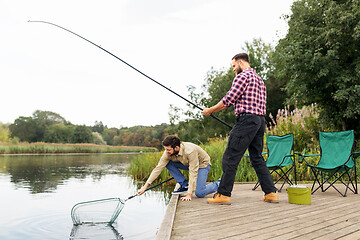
195 189 206 198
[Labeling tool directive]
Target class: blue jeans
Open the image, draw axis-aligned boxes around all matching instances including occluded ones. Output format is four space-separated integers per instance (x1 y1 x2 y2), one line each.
166 161 219 198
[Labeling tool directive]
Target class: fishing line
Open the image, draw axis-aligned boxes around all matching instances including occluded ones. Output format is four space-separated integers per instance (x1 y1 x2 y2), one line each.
28 20 233 129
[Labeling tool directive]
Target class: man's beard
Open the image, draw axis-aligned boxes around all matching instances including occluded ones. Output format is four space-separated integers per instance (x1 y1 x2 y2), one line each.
171 150 179 156
236 68 242 75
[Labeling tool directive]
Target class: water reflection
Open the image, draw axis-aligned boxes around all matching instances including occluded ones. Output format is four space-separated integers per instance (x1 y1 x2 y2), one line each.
70 224 123 240
0 154 133 194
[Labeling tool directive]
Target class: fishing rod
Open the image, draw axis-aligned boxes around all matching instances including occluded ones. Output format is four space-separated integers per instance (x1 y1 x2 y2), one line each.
28 20 233 129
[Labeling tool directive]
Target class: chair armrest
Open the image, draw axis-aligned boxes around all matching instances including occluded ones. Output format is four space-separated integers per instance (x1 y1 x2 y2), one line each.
352 152 360 159
274 154 297 166
294 148 306 163
301 152 320 165
294 152 304 163
304 154 321 157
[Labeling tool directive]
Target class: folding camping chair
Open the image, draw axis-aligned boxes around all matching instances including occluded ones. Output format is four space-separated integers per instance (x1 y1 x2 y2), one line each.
302 130 359 197
252 134 297 192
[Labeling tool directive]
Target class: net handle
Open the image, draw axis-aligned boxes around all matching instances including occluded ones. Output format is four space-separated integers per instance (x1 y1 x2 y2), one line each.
126 177 174 201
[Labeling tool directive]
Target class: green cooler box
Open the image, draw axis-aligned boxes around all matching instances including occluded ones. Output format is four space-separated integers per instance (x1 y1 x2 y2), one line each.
286 185 311 205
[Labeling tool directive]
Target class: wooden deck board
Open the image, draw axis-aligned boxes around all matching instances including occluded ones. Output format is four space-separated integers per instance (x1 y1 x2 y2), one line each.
159 183 360 240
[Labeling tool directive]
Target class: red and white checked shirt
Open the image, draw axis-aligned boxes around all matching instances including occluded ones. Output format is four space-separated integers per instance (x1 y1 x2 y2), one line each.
221 68 266 116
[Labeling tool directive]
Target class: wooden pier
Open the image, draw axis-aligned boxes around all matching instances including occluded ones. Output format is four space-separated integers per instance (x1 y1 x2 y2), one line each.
157 183 360 240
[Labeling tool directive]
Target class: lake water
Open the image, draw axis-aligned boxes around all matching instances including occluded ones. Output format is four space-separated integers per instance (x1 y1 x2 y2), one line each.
0 153 173 240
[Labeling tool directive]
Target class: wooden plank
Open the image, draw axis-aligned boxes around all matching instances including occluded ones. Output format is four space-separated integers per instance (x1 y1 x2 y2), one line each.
156 194 179 240
166 183 360 240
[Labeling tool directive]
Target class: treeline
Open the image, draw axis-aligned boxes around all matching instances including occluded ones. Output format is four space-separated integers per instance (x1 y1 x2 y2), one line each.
2 110 169 149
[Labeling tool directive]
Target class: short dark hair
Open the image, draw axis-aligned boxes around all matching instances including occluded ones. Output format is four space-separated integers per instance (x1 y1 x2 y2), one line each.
232 53 249 63
162 135 181 148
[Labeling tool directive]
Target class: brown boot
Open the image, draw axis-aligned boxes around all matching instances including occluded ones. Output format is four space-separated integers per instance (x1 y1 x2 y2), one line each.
263 192 279 203
207 193 231 205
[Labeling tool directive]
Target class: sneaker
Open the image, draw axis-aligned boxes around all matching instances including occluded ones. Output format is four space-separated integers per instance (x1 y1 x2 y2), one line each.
263 192 279 203
207 193 231 205
215 178 221 187
172 186 188 195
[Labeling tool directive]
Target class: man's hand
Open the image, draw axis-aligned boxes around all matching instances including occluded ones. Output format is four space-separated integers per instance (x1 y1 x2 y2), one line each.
203 101 227 116
202 108 212 116
180 193 192 201
137 183 149 195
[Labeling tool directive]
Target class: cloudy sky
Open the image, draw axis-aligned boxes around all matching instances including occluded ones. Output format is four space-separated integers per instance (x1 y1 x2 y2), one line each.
1 0 294 128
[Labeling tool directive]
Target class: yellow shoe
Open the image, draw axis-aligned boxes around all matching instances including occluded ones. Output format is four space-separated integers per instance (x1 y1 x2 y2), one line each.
207 193 231 205
263 192 279 203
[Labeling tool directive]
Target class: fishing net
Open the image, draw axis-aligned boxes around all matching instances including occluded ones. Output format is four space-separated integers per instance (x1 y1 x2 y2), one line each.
71 198 125 225
70 178 174 226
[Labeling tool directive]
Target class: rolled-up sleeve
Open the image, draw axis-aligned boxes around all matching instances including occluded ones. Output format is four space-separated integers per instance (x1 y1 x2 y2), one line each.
146 151 169 185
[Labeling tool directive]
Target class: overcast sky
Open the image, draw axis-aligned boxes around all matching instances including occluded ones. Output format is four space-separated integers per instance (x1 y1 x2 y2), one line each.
1 0 294 128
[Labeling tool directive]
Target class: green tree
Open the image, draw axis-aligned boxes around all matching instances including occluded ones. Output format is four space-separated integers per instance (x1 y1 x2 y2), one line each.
274 0 360 131
266 53 290 120
44 123 75 143
72 125 93 143
92 121 105 133
9 117 38 142
32 110 68 141
0 123 10 142
102 128 118 145
9 110 70 142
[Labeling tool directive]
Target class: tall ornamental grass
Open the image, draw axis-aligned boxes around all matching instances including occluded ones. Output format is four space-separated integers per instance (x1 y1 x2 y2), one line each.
267 104 322 152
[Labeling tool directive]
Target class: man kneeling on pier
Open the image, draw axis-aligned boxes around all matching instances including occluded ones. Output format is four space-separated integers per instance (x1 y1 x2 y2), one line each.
137 135 220 201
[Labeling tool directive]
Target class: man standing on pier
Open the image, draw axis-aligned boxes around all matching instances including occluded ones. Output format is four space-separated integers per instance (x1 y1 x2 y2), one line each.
137 135 220 202
203 53 278 204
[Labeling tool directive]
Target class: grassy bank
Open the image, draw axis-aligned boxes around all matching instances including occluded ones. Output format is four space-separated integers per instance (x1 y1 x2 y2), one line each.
0 142 157 154
129 136 360 184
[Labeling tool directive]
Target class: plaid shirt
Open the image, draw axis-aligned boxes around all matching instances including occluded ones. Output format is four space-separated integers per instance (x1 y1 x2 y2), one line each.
221 68 266 116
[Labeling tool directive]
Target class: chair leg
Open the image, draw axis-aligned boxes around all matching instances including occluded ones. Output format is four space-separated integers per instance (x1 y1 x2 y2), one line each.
315 169 354 197
355 164 358 194
272 167 294 192
309 164 358 197
310 168 321 194
252 180 260 191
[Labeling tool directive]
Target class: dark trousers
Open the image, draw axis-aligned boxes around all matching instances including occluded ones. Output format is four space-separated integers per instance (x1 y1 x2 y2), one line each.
218 114 277 197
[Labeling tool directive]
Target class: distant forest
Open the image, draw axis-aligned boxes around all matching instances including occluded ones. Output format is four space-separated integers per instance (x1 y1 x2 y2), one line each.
2 110 170 149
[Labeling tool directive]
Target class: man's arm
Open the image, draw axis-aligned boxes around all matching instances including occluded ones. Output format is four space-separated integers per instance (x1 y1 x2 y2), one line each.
203 101 227 116
137 152 169 195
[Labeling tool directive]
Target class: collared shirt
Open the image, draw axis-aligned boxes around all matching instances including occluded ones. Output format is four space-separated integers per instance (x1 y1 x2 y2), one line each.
221 68 266 116
146 142 211 195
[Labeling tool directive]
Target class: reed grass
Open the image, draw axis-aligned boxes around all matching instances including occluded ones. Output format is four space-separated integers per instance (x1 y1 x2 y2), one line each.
0 142 157 154
129 138 258 184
